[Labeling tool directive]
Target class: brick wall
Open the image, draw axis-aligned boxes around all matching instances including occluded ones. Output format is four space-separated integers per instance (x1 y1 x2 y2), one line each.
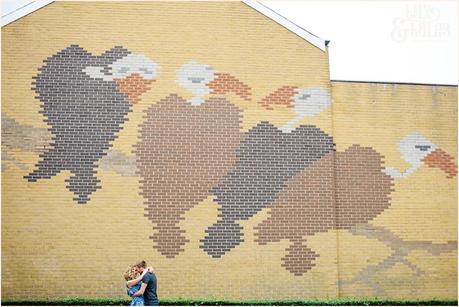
331 81 457 298
1 1 457 301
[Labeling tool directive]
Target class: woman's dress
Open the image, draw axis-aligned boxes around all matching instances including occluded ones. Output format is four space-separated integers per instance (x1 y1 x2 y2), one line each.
127 282 144 306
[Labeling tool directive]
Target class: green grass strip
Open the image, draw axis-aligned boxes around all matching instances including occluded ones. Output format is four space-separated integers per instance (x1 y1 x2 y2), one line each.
1 297 458 306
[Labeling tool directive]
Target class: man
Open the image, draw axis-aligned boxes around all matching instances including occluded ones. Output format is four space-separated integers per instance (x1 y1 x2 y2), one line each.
131 260 159 306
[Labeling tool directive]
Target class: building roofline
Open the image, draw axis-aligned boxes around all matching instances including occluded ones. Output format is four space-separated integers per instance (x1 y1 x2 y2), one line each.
1 0 54 27
331 79 458 87
242 0 327 52
1 0 328 53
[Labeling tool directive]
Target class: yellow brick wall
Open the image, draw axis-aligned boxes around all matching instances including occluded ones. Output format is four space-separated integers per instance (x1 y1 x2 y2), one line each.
1 1 457 301
2 1 335 300
331 81 457 299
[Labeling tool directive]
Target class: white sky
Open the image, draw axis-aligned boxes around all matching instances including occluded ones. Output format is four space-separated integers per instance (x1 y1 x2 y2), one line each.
1 0 33 18
262 0 458 85
2 0 458 85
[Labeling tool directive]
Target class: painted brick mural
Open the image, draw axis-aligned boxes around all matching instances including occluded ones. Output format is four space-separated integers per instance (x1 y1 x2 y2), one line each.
2 1 457 302
203 122 334 258
24 45 158 203
135 93 243 258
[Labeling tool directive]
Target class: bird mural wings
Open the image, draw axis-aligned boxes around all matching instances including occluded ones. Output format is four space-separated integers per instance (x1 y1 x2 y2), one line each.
254 145 394 275
200 86 334 257
255 134 457 276
25 45 158 204
134 61 249 258
201 122 335 257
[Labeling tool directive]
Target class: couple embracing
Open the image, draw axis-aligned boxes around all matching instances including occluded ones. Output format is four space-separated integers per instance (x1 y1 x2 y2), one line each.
124 260 159 306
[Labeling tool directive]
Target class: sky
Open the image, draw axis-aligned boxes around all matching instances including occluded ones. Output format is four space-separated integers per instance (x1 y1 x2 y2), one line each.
2 0 457 85
262 0 458 85
1 0 33 18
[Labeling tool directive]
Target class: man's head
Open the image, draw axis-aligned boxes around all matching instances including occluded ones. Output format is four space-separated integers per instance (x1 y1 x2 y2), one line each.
135 260 147 273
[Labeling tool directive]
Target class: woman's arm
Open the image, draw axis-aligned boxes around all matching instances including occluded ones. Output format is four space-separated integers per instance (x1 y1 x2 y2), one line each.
126 269 148 288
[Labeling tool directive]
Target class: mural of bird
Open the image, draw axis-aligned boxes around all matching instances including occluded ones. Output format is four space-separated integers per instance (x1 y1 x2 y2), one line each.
135 61 250 258
200 86 333 258
384 132 457 179
176 61 251 105
254 133 457 276
25 44 158 204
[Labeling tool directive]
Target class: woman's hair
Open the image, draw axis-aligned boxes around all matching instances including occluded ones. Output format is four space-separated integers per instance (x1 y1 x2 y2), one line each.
123 265 137 281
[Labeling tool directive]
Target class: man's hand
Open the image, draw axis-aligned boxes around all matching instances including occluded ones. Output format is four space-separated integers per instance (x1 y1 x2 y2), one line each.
141 268 149 277
133 283 147 297
147 266 153 272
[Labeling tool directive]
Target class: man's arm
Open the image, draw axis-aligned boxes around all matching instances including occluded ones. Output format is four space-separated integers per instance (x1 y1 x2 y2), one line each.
132 283 147 297
126 270 148 288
